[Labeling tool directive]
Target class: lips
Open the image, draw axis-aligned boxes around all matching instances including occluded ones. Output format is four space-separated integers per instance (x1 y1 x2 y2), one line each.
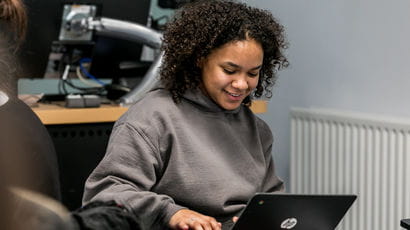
227 92 240 97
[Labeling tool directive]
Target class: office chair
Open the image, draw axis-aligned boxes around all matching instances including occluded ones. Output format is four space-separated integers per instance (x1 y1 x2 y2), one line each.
0 95 61 200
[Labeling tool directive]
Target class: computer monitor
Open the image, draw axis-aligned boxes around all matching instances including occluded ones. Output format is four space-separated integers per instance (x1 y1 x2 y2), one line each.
158 0 196 9
18 0 152 82
17 0 60 79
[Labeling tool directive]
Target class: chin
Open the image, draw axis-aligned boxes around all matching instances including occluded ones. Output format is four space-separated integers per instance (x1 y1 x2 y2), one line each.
221 103 241 111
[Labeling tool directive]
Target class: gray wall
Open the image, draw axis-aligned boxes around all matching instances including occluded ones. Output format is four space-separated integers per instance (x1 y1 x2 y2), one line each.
247 0 410 189
20 0 410 190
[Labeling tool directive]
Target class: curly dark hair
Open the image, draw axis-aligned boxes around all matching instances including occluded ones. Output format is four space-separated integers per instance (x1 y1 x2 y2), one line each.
160 0 288 105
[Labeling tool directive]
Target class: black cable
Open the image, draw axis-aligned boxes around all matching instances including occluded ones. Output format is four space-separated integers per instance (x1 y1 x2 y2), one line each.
61 79 69 95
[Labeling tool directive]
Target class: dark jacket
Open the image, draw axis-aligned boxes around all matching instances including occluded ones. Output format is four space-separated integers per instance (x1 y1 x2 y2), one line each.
0 93 60 200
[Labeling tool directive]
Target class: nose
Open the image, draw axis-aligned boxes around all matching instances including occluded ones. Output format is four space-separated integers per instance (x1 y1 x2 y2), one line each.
231 77 248 90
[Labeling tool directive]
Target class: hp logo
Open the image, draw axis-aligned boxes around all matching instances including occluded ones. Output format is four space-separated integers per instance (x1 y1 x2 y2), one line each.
280 217 298 229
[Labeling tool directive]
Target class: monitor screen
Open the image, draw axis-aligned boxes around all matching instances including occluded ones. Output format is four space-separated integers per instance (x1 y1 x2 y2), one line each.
18 0 152 82
18 0 60 79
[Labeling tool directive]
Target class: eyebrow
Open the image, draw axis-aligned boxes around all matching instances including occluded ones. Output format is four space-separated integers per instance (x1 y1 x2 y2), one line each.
223 62 262 70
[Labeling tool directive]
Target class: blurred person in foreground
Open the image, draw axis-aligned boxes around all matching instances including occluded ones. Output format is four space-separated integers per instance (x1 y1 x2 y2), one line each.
0 0 62 229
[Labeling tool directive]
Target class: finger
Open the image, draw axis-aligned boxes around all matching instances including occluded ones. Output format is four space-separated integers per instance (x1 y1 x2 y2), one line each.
202 217 221 230
232 216 239 223
177 222 189 230
201 221 213 230
210 221 221 230
191 221 204 230
186 218 201 230
207 217 221 230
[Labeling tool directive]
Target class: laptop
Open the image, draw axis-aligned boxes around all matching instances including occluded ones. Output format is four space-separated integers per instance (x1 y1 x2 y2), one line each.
231 193 357 230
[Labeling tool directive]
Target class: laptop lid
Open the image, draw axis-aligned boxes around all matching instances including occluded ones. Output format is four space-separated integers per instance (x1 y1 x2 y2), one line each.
231 193 357 230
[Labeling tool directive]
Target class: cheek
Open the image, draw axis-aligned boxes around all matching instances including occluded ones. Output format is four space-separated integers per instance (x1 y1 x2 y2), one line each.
206 71 229 87
249 77 260 90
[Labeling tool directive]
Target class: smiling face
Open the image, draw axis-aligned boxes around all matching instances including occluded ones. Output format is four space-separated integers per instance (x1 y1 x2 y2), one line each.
199 39 264 111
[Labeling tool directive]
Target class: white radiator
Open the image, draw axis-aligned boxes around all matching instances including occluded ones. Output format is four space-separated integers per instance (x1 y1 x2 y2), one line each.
290 108 410 230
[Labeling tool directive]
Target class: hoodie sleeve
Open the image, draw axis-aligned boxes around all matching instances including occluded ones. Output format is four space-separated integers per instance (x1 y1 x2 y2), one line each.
256 117 285 193
82 121 186 230
261 142 285 193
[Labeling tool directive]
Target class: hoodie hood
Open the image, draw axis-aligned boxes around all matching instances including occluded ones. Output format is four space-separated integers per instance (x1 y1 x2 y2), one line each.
181 88 242 114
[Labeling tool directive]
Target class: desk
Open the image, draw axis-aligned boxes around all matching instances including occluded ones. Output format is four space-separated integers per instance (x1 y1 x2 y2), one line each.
32 100 268 125
32 103 129 125
31 100 267 210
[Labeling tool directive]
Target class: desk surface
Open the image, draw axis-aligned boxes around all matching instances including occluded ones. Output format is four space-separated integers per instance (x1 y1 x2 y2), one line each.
32 101 268 125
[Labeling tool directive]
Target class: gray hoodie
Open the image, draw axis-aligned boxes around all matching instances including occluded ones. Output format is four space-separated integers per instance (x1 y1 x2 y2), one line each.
83 88 283 230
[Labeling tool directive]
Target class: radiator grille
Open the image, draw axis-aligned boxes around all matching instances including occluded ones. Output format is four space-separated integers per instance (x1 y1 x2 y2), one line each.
290 108 410 230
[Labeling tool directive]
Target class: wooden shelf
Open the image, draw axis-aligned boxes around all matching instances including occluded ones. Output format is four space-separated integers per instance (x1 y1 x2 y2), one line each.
32 100 267 125
32 103 128 125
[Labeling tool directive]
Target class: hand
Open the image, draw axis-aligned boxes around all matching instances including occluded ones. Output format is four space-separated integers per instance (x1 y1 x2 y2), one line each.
169 209 222 230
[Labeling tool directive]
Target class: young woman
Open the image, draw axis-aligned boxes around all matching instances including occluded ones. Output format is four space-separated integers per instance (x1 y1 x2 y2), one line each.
83 1 289 230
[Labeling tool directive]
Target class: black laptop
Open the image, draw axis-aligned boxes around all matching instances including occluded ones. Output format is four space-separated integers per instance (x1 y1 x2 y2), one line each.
231 193 357 230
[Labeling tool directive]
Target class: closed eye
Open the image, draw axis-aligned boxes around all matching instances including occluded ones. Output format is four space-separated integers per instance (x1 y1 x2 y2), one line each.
223 69 236 75
248 72 259 77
